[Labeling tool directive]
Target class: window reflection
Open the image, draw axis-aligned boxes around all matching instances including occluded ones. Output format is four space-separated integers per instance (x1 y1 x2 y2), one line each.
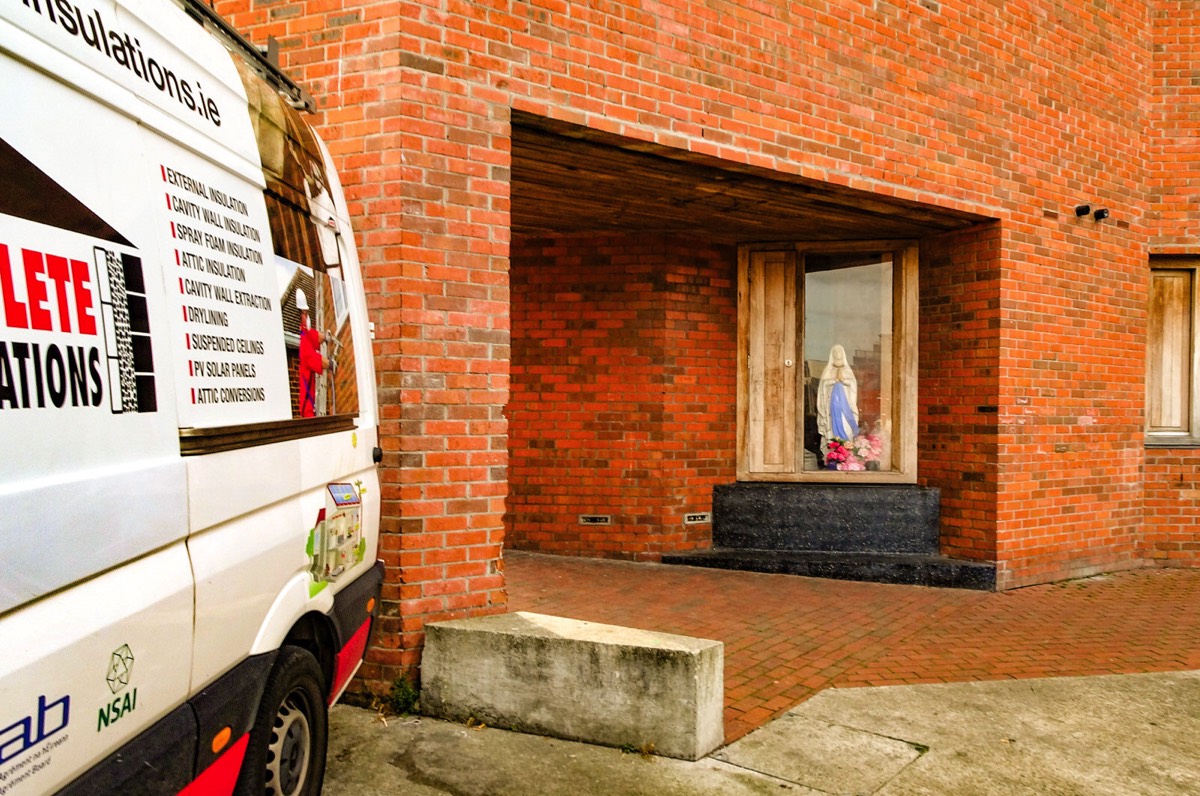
803 253 894 472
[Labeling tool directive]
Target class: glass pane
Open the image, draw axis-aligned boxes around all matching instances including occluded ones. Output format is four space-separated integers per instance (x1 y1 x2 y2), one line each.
251 60 361 422
802 252 894 472
276 255 359 419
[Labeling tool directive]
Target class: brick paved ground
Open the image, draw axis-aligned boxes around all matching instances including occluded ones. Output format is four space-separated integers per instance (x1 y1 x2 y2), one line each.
505 552 1200 743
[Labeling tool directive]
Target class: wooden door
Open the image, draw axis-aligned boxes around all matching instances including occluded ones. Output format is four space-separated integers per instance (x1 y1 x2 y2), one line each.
1148 269 1194 433
739 249 799 476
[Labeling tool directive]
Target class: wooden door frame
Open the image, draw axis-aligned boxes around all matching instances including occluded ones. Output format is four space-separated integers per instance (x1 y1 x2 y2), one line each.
1147 259 1200 441
736 240 919 483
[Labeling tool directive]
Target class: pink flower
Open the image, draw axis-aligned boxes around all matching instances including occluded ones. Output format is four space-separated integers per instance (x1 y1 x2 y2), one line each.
826 439 851 464
850 433 883 463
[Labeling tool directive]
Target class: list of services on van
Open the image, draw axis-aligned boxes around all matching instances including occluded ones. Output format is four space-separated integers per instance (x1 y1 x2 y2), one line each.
162 164 276 412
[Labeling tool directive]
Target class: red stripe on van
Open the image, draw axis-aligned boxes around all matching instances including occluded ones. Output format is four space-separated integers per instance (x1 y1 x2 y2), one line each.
177 732 249 796
330 617 371 703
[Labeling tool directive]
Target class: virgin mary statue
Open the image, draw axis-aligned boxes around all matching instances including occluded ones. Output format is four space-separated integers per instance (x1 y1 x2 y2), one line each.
817 344 859 449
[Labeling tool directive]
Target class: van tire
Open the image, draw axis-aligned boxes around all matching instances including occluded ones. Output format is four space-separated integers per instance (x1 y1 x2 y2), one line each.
235 646 328 796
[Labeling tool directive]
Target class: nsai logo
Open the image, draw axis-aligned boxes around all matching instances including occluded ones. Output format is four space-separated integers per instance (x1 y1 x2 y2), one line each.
96 644 137 732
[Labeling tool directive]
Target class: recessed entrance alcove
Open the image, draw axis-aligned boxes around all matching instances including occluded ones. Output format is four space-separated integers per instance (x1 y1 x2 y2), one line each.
662 483 996 590
507 113 998 587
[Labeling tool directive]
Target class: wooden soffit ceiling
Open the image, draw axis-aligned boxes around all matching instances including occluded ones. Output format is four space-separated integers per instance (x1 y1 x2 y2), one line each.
510 112 989 244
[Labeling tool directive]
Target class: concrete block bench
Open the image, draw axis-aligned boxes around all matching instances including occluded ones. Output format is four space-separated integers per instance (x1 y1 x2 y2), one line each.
421 611 724 760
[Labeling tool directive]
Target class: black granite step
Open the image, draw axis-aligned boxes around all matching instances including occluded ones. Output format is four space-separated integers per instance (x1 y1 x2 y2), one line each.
661 548 996 591
713 483 941 555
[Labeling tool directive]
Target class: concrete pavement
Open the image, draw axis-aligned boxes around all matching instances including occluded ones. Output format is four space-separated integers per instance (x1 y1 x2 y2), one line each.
325 668 1200 795
326 555 1200 793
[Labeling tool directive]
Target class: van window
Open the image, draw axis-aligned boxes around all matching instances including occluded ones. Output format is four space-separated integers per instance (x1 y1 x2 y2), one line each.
177 62 360 454
252 61 359 422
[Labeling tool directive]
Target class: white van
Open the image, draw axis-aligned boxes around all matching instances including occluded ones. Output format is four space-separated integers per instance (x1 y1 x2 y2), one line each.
0 0 382 793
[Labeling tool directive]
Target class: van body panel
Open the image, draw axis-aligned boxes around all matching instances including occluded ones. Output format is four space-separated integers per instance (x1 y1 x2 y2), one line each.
1 0 382 792
0 0 260 165
184 428 378 532
184 441 304 532
0 459 187 614
55 703 198 796
0 545 194 794
0 63 182 486
245 574 335 658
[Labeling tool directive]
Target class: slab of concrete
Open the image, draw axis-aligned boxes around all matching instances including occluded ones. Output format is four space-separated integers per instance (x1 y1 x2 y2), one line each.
733 670 1200 795
715 712 922 793
323 707 820 796
421 611 724 760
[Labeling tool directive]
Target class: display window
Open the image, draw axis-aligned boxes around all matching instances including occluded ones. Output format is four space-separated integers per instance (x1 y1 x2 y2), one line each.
737 241 918 482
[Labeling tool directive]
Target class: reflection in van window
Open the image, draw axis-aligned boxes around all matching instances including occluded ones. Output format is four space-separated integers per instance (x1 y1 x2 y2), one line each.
278 260 358 418
240 60 359 420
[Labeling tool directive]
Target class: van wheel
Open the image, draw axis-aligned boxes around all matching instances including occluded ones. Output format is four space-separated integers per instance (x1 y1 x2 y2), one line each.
236 646 328 796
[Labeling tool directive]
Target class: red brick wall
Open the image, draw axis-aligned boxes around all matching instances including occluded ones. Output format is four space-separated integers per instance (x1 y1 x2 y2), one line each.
1144 450 1200 566
507 234 736 559
992 231 1148 590
919 225 1002 564
1143 3 1200 567
215 0 512 692
990 169 1148 588
1150 0 1200 254
659 248 738 537
209 0 1199 687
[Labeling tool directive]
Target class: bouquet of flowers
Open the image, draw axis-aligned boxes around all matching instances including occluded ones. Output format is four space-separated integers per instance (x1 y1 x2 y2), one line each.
853 433 883 465
825 439 852 469
826 433 883 471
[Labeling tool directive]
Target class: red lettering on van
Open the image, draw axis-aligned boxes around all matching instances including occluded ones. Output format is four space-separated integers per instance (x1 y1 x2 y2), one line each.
23 249 52 330
46 255 75 333
0 243 97 334
0 244 28 328
72 257 97 334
